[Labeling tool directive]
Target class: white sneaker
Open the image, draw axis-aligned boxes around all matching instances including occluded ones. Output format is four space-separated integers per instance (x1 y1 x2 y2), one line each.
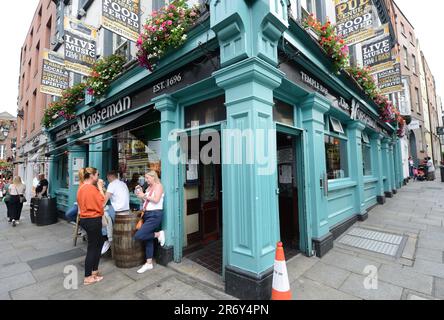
158 230 166 247
101 241 111 255
15 221 20 225
137 263 153 274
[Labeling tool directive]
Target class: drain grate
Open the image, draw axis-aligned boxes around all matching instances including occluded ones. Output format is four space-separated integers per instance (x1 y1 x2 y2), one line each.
338 227 405 257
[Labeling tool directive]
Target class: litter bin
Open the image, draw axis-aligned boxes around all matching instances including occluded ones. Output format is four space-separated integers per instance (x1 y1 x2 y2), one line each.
30 197 39 224
440 166 444 183
35 197 58 226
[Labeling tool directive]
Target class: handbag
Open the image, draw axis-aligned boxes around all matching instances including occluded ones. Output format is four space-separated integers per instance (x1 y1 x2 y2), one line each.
135 211 144 231
20 195 27 203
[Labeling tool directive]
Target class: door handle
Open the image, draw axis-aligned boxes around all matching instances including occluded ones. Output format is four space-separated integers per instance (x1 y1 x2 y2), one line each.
323 173 329 197
276 188 280 195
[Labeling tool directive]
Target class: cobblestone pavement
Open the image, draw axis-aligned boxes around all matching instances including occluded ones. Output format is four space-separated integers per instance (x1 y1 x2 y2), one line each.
1 176 443 300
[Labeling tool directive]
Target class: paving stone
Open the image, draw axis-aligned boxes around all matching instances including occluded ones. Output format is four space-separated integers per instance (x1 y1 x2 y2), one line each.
31 257 85 282
415 248 443 264
339 273 403 300
85 271 135 297
413 259 444 278
27 248 86 271
10 276 66 300
378 264 433 295
401 236 417 261
417 237 444 251
319 250 381 275
137 275 232 300
303 262 351 289
291 277 360 300
285 254 319 284
0 272 36 295
411 218 442 227
434 277 444 299
0 292 11 300
0 262 31 279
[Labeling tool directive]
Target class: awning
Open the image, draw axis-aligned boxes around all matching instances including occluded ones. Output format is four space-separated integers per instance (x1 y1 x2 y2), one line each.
79 108 150 142
46 108 150 157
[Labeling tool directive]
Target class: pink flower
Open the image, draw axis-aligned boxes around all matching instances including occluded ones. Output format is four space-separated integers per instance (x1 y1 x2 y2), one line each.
168 12 174 18
137 35 143 46
190 11 197 17
167 20 172 26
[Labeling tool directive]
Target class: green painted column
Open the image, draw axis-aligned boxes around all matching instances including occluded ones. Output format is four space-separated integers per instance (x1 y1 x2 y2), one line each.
47 141 58 198
381 138 392 197
395 139 404 188
347 121 367 217
214 57 283 300
88 128 112 176
388 140 397 194
152 94 179 266
370 133 386 204
300 93 331 256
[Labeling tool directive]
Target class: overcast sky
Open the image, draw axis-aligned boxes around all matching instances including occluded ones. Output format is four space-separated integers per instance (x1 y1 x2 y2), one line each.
0 1 443 116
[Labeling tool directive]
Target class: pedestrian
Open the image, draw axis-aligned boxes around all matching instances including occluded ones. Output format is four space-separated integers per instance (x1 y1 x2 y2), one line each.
77 167 106 286
32 175 39 197
8 177 26 227
3 177 12 223
134 170 166 274
426 157 436 181
35 174 49 198
102 171 130 254
408 157 414 179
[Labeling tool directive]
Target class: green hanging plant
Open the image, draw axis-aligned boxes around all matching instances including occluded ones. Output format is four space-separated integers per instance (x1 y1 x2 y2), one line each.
86 54 126 97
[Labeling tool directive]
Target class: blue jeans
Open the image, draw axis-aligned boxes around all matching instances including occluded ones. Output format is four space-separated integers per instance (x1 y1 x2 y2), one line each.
65 204 78 222
134 210 164 260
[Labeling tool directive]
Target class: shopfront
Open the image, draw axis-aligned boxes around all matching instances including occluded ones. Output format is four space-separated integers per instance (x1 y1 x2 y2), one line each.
44 0 405 300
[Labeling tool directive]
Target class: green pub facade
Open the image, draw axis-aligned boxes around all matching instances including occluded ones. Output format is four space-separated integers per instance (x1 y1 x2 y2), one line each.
46 0 404 299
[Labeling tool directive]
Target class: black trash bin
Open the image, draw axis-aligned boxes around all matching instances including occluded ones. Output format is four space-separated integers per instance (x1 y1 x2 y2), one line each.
440 166 444 183
30 197 39 224
35 197 58 226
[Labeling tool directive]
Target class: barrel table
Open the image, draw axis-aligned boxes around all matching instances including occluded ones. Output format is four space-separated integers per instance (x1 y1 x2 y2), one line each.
35 198 58 226
112 212 145 268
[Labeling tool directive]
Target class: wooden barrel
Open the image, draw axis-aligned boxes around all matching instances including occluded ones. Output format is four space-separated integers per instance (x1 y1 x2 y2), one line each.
112 212 145 268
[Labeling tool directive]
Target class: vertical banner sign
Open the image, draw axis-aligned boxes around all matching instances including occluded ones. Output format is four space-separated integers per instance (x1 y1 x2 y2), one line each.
376 62 402 95
64 17 97 76
40 50 69 97
335 0 374 46
361 25 392 72
101 0 140 42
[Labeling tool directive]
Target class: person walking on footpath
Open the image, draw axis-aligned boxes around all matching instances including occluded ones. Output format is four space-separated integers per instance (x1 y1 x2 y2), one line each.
3 177 12 223
135 170 166 274
426 157 436 181
77 167 106 286
8 177 26 227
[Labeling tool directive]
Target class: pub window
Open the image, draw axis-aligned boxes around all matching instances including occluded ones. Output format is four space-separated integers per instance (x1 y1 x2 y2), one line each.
184 96 226 129
330 117 344 134
325 135 349 180
362 132 372 176
61 153 69 188
273 99 294 126
112 112 162 197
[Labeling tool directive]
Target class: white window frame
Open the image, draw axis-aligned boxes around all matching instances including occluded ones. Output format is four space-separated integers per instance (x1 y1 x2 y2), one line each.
362 132 370 144
330 117 344 134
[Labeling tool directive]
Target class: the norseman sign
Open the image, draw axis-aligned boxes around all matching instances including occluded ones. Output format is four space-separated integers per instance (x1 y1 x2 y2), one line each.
77 96 132 133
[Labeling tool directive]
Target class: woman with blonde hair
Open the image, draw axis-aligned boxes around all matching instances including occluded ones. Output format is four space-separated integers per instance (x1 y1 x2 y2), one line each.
134 170 166 273
8 176 26 227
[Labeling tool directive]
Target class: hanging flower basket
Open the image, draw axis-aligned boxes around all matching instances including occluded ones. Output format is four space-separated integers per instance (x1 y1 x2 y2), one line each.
302 14 349 73
136 0 201 71
86 54 126 97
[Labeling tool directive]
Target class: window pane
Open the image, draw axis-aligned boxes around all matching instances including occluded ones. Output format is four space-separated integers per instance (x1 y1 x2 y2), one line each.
273 99 294 125
325 136 349 180
362 144 372 176
185 96 226 129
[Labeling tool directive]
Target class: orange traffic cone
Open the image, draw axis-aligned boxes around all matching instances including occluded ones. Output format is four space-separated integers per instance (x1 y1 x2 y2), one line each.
271 242 292 300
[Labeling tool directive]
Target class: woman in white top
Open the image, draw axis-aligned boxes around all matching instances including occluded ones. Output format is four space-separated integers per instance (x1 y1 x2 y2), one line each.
134 170 166 274
9 176 26 227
